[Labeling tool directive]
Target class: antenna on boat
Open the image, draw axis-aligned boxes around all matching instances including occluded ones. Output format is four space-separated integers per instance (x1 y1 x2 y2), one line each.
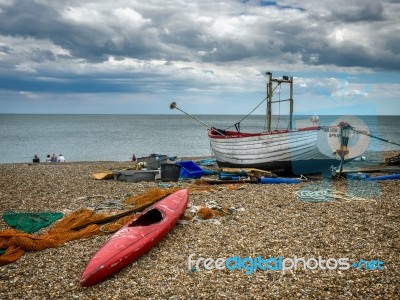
169 101 226 136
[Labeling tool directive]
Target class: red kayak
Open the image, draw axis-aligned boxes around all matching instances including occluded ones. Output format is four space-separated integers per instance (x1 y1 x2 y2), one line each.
80 189 189 287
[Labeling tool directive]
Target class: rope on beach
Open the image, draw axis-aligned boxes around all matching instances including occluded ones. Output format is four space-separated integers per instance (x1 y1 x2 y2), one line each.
296 189 374 203
296 190 333 202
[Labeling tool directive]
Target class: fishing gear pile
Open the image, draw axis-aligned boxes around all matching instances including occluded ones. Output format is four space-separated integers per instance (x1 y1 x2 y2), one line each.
0 188 181 266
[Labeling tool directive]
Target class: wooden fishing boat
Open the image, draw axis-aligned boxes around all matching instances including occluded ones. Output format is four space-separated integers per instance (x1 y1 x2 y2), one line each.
208 126 328 173
170 73 371 174
80 189 189 287
208 73 370 174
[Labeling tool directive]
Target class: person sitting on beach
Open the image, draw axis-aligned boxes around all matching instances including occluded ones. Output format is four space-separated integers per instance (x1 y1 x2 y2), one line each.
32 155 40 163
57 154 65 162
45 154 51 162
51 153 57 162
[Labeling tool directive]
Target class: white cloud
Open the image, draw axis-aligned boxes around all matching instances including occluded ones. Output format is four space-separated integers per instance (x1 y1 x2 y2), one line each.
19 91 39 99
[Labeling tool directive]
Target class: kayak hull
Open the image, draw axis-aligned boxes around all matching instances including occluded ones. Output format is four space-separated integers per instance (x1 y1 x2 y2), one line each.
80 189 189 287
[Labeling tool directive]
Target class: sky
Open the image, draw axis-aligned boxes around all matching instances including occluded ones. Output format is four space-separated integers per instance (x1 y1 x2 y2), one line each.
0 0 399 115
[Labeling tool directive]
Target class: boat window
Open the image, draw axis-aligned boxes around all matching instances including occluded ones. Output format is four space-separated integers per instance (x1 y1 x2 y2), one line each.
129 209 163 227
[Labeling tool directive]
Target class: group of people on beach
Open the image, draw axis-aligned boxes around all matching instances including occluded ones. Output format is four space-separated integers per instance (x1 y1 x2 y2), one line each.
32 153 65 163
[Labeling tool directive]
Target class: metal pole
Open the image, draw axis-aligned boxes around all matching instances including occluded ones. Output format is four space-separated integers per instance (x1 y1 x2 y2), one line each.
266 72 272 132
289 76 293 131
170 102 226 137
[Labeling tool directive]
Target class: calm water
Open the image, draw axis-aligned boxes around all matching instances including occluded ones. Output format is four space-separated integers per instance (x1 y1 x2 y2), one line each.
0 114 399 163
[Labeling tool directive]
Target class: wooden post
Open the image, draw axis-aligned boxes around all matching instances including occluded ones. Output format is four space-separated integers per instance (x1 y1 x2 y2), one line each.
267 72 272 132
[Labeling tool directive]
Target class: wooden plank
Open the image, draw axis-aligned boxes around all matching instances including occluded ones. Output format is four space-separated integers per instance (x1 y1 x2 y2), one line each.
202 178 257 184
92 172 114 180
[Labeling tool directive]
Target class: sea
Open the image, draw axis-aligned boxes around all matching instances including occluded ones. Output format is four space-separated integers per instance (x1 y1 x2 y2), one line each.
0 114 399 164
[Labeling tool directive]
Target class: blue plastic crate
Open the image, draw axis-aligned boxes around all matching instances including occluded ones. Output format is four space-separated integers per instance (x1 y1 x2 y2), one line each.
177 161 204 179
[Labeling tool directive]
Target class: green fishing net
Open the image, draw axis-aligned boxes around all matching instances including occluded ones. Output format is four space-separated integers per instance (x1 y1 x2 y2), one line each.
2 211 64 234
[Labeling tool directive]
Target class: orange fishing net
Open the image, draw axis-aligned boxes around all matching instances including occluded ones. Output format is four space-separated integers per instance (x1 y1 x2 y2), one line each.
188 181 217 193
0 187 182 266
0 209 104 266
123 187 181 207
197 207 214 220
99 214 136 233
0 184 229 266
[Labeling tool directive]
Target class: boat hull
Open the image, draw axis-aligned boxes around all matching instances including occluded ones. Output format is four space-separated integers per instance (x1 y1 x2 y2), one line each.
80 189 189 287
208 127 368 174
215 158 338 174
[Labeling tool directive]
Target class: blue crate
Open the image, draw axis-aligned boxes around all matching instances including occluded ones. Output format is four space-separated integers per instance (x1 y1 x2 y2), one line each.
177 161 204 179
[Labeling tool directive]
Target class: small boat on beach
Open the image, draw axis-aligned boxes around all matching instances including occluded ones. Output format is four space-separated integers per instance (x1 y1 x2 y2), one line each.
208 121 370 174
171 72 371 174
207 73 370 174
80 189 189 287
208 126 325 173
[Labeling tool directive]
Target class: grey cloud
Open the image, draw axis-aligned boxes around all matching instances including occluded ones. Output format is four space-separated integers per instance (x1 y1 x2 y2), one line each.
0 45 12 54
0 0 399 79
270 1 399 70
0 1 61 38
0 1 163 62
323 1 386 22
30 48 56 62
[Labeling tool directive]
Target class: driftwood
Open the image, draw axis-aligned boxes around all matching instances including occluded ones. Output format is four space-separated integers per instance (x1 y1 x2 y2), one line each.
220 168 276 178
92 172 114 180
201 178 257 185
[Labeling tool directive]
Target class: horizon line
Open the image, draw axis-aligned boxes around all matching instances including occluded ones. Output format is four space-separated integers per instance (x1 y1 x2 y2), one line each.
0 113 399 116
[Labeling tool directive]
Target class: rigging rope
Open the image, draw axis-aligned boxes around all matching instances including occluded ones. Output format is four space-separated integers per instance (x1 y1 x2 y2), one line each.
275 84 282 130
319 125 400 148
226 80 287 132
225 96 267 130
351 127 400 147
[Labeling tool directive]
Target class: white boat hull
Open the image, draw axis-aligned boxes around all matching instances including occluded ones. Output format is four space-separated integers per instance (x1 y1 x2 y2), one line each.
208 126 369 174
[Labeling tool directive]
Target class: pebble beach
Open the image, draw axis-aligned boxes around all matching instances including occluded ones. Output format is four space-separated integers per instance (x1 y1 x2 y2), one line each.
0 157 399 299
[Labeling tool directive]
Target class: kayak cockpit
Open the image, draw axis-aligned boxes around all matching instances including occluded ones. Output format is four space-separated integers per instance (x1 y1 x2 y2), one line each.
129 209 163 227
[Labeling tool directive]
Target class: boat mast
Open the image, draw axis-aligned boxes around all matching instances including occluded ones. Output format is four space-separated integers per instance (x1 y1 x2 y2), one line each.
266 72 273 132
266 72 294 132
289 76 293 131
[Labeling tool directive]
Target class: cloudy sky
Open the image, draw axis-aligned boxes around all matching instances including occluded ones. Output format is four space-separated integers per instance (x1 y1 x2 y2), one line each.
0 0 399 115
